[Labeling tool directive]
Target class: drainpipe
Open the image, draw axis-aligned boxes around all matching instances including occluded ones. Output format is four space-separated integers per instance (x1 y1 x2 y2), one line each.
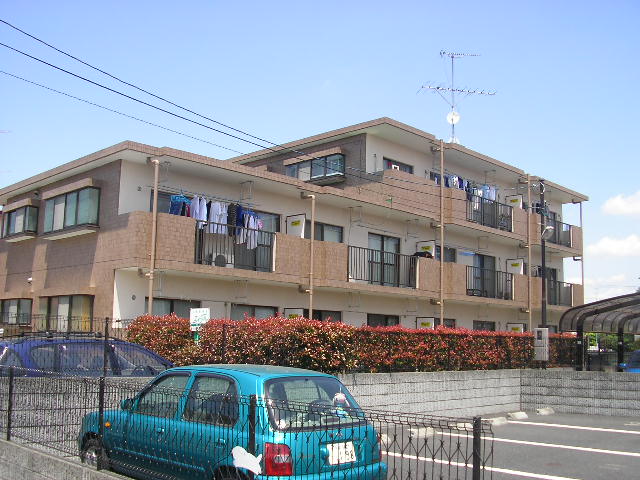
301 192 316 320
147 157 160 314
540 179 547 327
439 140 445 324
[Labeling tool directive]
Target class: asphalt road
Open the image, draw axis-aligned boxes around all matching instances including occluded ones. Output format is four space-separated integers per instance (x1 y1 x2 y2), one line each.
383 413 640 480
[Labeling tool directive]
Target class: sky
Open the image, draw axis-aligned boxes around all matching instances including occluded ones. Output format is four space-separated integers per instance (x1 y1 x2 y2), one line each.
1 1 639 302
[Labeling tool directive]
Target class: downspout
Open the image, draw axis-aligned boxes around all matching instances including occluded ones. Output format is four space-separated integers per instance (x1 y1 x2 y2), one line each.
147 157 160 314
439 140 445 324
301 192 316 319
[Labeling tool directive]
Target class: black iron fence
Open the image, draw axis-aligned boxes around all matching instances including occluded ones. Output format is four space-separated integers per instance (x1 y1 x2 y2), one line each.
547 280 573 306
195 221 275 272
466 196 513 232
349 246 417 289
466 267 513 300
0 367 494 480
547 219 572 248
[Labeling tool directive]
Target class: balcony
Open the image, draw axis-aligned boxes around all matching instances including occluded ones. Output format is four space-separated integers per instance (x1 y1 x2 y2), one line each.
547 219 572 248
466 266 514 300
195 221 275 272
547 280 573 306
348 246 417 288
466 195 513 232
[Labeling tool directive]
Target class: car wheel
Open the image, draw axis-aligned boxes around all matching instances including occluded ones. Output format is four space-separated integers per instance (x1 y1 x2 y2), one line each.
80 437 109 469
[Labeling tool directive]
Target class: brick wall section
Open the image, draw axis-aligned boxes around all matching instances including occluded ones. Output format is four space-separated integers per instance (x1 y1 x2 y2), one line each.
521 370 640 416
339 370 522 417
0 439 125 480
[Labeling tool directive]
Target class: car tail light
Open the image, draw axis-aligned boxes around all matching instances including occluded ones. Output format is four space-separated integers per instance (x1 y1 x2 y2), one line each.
264 443 292 476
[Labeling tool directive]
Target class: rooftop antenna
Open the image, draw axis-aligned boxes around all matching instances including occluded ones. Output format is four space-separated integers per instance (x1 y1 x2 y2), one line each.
419 51 495 144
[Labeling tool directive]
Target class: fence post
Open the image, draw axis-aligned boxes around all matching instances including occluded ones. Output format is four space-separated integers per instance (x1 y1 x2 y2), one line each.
6 366 14 441
248 395 257 480
472 416 482 480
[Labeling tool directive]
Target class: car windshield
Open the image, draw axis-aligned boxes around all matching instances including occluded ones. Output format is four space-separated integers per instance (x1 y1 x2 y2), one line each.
264 376 363 431
112 343 170 376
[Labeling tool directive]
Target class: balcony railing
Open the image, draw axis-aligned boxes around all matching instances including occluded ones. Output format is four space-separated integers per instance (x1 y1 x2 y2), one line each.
195 221 274 272
547 219 572 248
466 266 513 300
348 246 417 288
466 195 513 232
548 280 573 306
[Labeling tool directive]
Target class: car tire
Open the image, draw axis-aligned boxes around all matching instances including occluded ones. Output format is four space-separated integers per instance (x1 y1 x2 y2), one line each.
80 437 110 470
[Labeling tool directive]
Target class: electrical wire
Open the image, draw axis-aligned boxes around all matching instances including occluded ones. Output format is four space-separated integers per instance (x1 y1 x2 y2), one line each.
0 70 244 154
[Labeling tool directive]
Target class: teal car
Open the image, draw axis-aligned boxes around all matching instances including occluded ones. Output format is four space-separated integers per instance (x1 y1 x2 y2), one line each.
78 365 386 480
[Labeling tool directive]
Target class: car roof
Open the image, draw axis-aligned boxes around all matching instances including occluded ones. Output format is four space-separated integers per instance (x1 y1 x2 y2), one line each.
168 364 336 379
0 336 139 348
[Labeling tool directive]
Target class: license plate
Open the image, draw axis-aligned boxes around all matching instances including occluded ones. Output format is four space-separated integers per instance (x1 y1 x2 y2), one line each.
327 441 357 465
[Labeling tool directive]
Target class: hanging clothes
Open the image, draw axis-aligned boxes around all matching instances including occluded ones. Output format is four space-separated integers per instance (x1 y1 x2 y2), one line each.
227 204 238 236
208 201 229 234
190 195 200 219
246 215 260 249
198 196 208 223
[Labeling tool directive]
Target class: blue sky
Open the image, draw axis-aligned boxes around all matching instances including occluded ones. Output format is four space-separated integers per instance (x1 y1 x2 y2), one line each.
1 1 639 300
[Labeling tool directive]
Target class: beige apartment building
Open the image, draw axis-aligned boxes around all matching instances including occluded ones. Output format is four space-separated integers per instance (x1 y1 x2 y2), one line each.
0 118 587 332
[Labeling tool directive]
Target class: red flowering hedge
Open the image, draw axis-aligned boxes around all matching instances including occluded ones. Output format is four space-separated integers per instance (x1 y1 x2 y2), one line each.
127 315 575 373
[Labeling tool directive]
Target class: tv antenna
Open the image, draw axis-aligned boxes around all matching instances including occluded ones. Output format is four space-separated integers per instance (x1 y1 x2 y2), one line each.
419 51 495 144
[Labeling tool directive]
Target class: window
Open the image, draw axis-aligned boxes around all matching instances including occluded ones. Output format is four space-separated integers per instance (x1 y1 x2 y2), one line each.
1 206 38 238
303 309 342 322
304 221 343 243
39 295 94 331
43 187 100 233
30 345 56 371
149 191 174 214
383 158 413 174
255 211 280 232
59 342 111 376
367 314 399 327
436 318 456 328
230 304 277 320
112 344 171 376
1 299 32 324
136 374 190 418
473 320 496 331
184 375 238 425
285 154 345 182
435 245 457 263
147 298 201 318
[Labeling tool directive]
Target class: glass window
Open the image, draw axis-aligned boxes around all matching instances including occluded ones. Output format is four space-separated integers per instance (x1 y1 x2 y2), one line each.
148 298 201 318
255 211 280 232
112 344 170 376
326 154 345 176
367 314 399 327
298 161 311 181
303 309 342 322
43 187 100 233
285 164 298 178
304 221 343 243
284 155 344 182
136 374 190 418
436 245 457 263
1 299 32 324
2 206 39 238
384 158 413 174
184 375 238 425
40 295 93 331
473 320 496 331
230 304 277 320
59 342 110 376
150 191 173 214
311 158 325 178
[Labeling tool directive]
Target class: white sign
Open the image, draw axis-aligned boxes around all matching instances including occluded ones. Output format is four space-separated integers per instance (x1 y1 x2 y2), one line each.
284 308 304 319
505 259 525 275
507 323 525 333
286 214 306 238
190 308 210 331
417 317 435 329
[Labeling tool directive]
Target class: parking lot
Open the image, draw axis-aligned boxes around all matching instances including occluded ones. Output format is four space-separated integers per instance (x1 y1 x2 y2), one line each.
480 413 640 480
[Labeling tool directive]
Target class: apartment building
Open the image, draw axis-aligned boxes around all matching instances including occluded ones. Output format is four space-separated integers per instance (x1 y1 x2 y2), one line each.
0 118 587 332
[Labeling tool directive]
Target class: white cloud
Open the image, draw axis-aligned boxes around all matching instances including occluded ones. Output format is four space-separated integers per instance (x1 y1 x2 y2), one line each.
585 234 640 257
602 190 640 216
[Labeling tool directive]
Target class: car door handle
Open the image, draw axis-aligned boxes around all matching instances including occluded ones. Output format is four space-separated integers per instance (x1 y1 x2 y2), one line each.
156 428 165 434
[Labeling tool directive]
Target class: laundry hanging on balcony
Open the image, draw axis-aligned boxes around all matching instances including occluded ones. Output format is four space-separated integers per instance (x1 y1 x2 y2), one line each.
169 193 191 216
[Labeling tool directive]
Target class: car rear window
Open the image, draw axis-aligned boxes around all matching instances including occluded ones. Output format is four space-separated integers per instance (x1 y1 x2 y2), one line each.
264 376 363 431
112 344 169 376
60 343 111 375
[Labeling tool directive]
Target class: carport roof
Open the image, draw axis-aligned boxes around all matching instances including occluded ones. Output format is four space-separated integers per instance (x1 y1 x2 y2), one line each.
559 292 640 333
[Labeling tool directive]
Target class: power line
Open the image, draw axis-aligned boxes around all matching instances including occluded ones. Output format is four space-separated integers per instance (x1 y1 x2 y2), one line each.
0 70 244 154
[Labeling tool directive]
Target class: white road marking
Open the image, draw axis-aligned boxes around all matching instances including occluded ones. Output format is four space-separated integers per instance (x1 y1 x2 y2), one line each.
508 420 640 435
384 451 581 480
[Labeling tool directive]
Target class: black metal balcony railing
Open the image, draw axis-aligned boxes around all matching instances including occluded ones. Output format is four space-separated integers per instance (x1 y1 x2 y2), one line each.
466 266 514 300
466 195 513 232
195 222 274 272
348 246 417 288
547 219 572 247
548 280 573 306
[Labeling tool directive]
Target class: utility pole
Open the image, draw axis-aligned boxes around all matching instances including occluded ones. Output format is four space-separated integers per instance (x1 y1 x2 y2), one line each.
539 180 547 327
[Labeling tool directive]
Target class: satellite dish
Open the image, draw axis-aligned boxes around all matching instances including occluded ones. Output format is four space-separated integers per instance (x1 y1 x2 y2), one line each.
446 110 460 125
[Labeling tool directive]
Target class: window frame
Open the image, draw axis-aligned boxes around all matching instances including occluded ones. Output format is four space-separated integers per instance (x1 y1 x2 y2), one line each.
383 158 414 174
304 220 343 243
145 297 202 318
303 309 342 322
435 245 457 263
367 314 400 327
39 295 94 331
0 298 32 325
285 154 345 182
230 304 277 320
43 187 101 234
473 320 496 331
1 206 39 238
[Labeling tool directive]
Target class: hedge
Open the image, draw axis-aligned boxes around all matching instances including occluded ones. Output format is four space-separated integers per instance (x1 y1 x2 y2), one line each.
126 314 575 373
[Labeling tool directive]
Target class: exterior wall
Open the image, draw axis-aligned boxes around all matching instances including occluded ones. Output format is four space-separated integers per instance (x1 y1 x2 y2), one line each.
365 134 436 175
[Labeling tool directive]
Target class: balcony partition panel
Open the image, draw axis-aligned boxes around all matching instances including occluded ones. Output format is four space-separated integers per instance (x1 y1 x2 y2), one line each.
548 280 573 306
348 246 417 288
466 266 513 300
466 195 513 232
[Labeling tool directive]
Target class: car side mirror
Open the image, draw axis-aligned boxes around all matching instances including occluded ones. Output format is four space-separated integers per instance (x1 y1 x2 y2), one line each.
121 398 134 411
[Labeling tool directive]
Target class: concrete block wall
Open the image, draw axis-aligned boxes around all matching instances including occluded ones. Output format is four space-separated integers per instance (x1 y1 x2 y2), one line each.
521 370 640 416
0 439 124 480
339 369 522 418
